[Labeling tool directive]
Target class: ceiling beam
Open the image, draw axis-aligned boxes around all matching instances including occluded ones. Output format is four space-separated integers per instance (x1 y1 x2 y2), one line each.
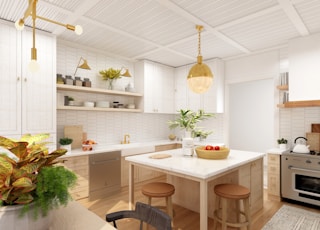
156 0 251 54
277 0 309 36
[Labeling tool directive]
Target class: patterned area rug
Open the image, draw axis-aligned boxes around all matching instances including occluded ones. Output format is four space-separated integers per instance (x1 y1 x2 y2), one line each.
262 205 320 230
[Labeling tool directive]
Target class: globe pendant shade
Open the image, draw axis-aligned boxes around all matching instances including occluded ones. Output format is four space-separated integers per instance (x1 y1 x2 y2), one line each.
187 62 213 94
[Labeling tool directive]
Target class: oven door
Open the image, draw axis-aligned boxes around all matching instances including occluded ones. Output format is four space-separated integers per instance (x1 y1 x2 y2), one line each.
290 167 320 198
282 163 320 206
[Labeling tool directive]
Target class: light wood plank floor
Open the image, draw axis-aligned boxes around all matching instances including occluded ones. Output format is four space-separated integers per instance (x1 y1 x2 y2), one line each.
77 176 320 229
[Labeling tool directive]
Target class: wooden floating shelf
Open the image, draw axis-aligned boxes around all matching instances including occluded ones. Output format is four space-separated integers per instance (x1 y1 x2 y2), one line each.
277 100 320 108
276 85 288 90
57 84 143 97
57 106 142 113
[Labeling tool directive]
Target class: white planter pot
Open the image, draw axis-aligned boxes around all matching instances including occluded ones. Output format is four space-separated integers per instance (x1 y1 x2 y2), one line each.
279 143 287 150
60 144 71 154
0 204 52 230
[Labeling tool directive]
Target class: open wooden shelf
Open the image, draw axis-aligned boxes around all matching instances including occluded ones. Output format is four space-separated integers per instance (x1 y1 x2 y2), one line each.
276 85 288 90
57 105 142 113
277 100 320 108
57 84 143 97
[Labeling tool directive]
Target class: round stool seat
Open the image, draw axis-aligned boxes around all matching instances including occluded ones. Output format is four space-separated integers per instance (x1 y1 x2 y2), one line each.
142 182 175 197
214 184 250 199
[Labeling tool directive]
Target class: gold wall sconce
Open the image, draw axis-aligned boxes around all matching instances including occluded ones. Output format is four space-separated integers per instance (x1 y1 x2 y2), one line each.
15 0 83 72
187 25 213 94
120 67 132 77
74 57 91 77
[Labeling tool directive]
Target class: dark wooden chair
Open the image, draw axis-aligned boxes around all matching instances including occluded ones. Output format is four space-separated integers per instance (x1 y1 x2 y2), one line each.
106 202 172 230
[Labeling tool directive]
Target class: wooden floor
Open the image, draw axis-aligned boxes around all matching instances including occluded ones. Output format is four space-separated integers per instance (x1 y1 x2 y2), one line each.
78 176 320 229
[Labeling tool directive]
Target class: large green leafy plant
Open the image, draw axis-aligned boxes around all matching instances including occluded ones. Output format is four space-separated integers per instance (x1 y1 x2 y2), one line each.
168 109 214 136
0 133 77 218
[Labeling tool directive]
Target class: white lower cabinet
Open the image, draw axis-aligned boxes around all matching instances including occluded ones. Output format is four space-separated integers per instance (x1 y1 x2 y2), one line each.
0 21 56 142
174 58 224 113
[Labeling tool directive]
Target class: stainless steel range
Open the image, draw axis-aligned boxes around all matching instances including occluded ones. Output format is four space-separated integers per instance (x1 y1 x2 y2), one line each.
281 151 320 206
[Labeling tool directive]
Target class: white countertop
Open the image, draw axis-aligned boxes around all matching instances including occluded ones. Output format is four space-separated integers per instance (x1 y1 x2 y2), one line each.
61 140 224 158
125 149 265 180
267 148 289 154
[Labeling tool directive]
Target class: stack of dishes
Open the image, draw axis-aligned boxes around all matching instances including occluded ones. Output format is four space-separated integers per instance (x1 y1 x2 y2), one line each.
96 101 110 108
84 101 95 107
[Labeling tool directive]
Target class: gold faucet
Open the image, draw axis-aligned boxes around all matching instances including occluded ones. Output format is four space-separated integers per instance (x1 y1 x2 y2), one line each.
121 134 130 144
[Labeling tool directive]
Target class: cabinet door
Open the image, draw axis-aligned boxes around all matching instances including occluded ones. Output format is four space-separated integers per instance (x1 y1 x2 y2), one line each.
174 59 224 113
0 22 22 136
136 61 175 114
21 30 56 134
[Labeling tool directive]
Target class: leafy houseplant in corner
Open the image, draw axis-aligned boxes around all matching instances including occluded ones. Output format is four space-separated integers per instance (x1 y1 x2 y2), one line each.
168 109 214 156
59 137 73 153
99 68 121 90
0 133 77 230
277 138 288 150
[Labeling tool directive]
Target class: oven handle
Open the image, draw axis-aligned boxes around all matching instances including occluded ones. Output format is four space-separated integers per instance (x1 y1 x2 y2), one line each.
289 166 320 174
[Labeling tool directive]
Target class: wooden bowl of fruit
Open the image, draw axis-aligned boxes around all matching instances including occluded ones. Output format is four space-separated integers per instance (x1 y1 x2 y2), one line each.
195 145 230 159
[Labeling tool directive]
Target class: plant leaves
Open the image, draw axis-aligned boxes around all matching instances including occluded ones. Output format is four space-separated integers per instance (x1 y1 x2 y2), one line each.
14 193 34 204
12 177 33 188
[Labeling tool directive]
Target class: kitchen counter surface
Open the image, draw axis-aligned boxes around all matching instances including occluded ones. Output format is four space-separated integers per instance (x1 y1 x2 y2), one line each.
60 139 224 158
267 148 289 155
126 148 265 180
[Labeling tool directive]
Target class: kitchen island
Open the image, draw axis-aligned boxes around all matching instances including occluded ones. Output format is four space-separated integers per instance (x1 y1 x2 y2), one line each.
125 148 265 230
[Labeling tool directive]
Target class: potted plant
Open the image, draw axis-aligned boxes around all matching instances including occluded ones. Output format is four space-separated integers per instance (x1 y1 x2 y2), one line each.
99 68 121 90
192 129 213 141
59 137 73 153
168 109 214 134
0 133 77 229
168 109 214 156
277 138 288 150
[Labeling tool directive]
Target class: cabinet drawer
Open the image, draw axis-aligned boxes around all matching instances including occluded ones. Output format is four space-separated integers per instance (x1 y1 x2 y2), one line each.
268 154 280 164
268 165 279 174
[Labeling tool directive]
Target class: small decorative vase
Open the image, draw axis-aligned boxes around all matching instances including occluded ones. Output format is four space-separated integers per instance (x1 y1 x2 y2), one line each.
182 131 194 156
107 79 114 90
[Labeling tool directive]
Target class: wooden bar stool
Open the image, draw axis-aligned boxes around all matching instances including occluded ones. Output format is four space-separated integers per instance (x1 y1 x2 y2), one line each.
213 184 251 230
141 182 175 219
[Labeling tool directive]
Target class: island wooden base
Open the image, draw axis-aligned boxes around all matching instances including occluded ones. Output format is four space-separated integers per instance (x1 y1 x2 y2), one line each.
167 158 263 218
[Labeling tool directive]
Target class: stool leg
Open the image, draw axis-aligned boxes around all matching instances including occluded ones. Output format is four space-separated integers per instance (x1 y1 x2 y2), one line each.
148 196 152 205
213 195 220 230
166 196 173 219
243 198 251 230
221 198 227 230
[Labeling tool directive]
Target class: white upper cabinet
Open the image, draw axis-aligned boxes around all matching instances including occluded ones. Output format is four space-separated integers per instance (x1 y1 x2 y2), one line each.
0 21 56 138
174 58 224 113
289 33 320 101
134 60 175 114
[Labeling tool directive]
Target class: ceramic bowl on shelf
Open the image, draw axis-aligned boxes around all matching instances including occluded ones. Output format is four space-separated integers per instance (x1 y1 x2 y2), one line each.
96 101 110 108
195 146 230 159
84 101 94 107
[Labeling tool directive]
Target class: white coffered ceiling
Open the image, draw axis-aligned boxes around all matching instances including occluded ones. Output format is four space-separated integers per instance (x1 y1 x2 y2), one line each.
1 0 320 67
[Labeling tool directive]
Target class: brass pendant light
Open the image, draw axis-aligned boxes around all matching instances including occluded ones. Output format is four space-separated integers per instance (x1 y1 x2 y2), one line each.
187 25 213 94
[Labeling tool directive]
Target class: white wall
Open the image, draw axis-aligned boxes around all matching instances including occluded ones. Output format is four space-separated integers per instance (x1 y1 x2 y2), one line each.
225 51 279 153
56 41 224 145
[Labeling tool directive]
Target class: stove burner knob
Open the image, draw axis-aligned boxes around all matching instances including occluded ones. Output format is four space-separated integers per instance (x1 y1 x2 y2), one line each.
306 159 312 164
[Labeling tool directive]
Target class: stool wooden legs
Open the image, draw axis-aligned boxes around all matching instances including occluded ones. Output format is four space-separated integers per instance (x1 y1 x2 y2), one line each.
166 196 173 219
213 196 251 230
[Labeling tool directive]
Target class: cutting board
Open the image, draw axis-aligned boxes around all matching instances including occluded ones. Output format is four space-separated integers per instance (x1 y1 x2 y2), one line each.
64 125 83 149
306 132 320 151
311 124 320 133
